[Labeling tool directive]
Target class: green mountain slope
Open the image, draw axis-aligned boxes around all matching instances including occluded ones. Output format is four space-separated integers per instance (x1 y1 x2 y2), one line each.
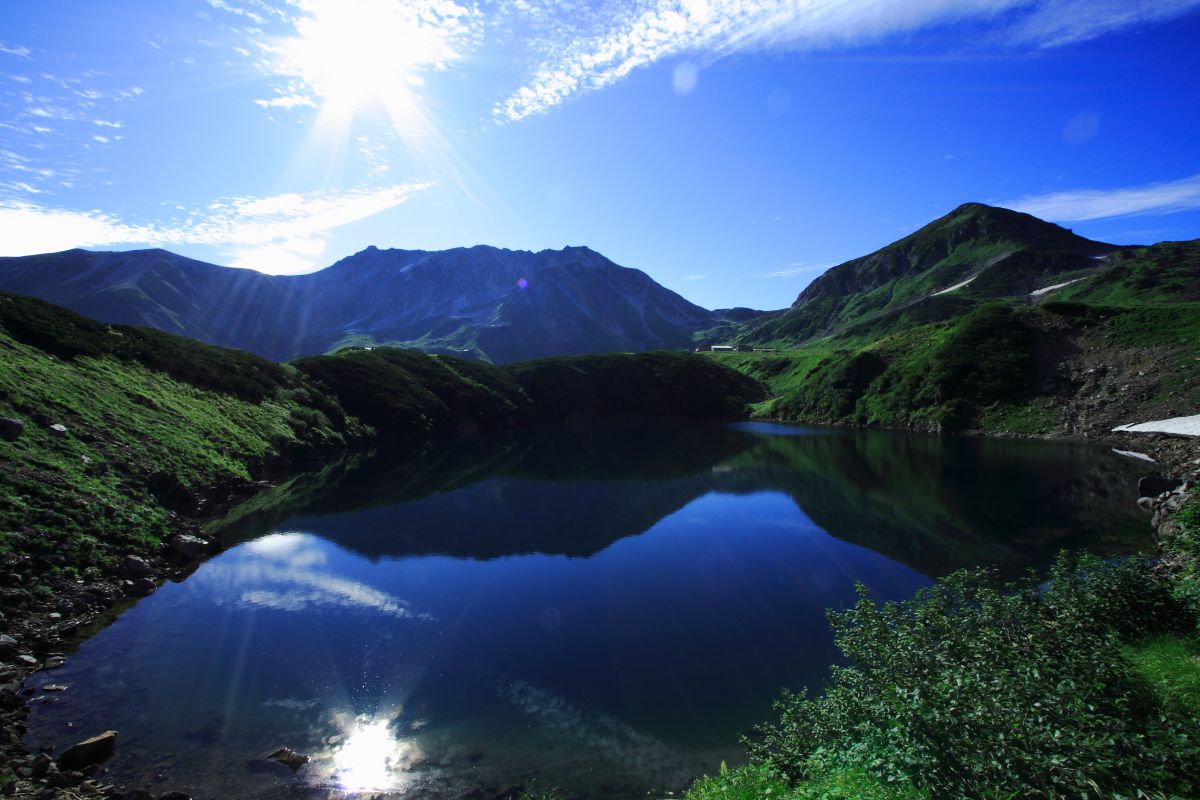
0 292 764 586
740 203 1113 345
707 203 1199 438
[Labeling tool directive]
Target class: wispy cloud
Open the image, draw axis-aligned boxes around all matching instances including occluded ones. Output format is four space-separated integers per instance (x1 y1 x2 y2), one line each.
760 261 835 279
1005 173 1200 222
0 42 31 59
0 68 142 194
1004 0 1200 47
682 273 704 280
0 181 432 272
494 0 1200 122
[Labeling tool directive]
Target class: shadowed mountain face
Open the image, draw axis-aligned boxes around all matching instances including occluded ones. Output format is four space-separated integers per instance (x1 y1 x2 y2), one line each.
226 422 1151 577
742 203 1116 344
0 245 723 362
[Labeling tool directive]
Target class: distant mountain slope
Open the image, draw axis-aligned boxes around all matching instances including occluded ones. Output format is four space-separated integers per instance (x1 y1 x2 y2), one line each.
740 203 1115 344
0 244 727 363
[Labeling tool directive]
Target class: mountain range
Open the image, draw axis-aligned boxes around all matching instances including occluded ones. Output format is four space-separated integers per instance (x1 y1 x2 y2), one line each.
0 245 755 363
0 203 1195 364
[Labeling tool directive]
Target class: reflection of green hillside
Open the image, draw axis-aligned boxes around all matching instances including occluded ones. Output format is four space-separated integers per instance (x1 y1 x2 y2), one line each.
215 423 756 558
717 427 1150 576
216 423 1151 577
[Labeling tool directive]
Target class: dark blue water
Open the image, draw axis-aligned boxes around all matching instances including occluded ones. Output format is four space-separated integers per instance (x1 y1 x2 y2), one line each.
24 422 1151 799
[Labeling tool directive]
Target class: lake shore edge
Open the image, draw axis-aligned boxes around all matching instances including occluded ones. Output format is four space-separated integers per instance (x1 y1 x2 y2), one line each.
2 410 1195 799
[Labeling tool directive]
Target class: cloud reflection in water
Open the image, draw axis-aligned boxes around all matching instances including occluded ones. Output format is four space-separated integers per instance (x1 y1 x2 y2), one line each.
195 532 434 621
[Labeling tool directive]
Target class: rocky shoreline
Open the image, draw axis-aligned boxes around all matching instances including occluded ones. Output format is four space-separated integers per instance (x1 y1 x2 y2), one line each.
1 426 1197 800
0 473 284 800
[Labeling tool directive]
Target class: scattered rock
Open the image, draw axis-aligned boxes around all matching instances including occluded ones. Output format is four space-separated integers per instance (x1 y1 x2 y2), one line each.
58 730 118 770
168 535 209 561
1138 475 1181 498
30 753 54 778
160 793 194 800
128 578 156 597
118 555 152 579
0 417 23 442
42 656 66 670
0 633 19 657
41 685 68 693
267 746 310 771
47 424 68 437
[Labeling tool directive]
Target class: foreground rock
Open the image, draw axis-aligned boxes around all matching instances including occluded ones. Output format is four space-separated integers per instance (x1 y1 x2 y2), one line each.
267 746 310 771
1138 474 1183 499
57 730 118 769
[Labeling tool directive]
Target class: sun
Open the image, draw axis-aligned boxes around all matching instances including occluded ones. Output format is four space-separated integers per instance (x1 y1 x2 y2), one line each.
276 0 472 129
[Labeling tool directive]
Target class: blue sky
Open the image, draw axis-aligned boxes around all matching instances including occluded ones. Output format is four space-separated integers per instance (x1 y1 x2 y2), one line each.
1 0 1198 310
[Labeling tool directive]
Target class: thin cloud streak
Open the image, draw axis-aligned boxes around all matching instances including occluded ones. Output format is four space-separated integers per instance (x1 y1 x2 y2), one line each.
1005 174 1200 222
0 182 432 273
494 0 1200 122
759 262 835 278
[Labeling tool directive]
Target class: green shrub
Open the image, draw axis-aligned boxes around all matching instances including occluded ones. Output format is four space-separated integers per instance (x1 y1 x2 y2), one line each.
747 553 1200 799
929 305 1035 408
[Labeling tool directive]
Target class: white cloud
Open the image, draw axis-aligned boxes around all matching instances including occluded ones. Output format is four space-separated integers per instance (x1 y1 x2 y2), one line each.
682 273 704 280
1004 0 1200 47
254 93 316 109
494 0 1200 122
0 181 432 272
0 42 31 58
760 261 835 278
206 0 267 25
1005 174 1200 222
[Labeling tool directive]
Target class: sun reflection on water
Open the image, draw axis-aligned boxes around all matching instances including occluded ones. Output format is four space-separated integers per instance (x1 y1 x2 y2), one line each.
331 717 416 793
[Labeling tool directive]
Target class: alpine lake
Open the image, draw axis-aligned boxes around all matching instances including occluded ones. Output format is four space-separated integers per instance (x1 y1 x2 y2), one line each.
24 422 1154 799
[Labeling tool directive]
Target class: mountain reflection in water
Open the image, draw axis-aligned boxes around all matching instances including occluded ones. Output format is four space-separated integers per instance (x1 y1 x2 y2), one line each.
25 422 1151 799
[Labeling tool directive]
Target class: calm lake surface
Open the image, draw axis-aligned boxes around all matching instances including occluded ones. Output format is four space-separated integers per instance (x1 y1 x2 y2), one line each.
25 422 1152 799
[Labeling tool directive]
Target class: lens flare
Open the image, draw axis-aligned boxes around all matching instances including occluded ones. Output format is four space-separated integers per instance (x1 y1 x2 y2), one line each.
517 277 528 290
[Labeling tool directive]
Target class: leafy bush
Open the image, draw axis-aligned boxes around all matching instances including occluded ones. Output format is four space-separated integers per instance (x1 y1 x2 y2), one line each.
1161 493 1200 629
685 762 923 800
747 553 1200 799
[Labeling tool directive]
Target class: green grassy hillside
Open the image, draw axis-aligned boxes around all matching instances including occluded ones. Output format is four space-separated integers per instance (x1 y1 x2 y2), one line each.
0 292 364 583
714 300 1200 435
0 293 765 586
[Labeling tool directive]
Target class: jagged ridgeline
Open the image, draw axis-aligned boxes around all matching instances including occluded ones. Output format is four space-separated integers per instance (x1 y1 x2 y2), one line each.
0 245 759 364
0 291 763 576
723 204 1200 433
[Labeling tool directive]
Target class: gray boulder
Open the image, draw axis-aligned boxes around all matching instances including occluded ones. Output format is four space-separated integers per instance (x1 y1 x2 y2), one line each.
58 730 118 769
169 534 210 561
1138 475 1181 498
129 578 156 597
267 746 310 771
118 554 153 579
